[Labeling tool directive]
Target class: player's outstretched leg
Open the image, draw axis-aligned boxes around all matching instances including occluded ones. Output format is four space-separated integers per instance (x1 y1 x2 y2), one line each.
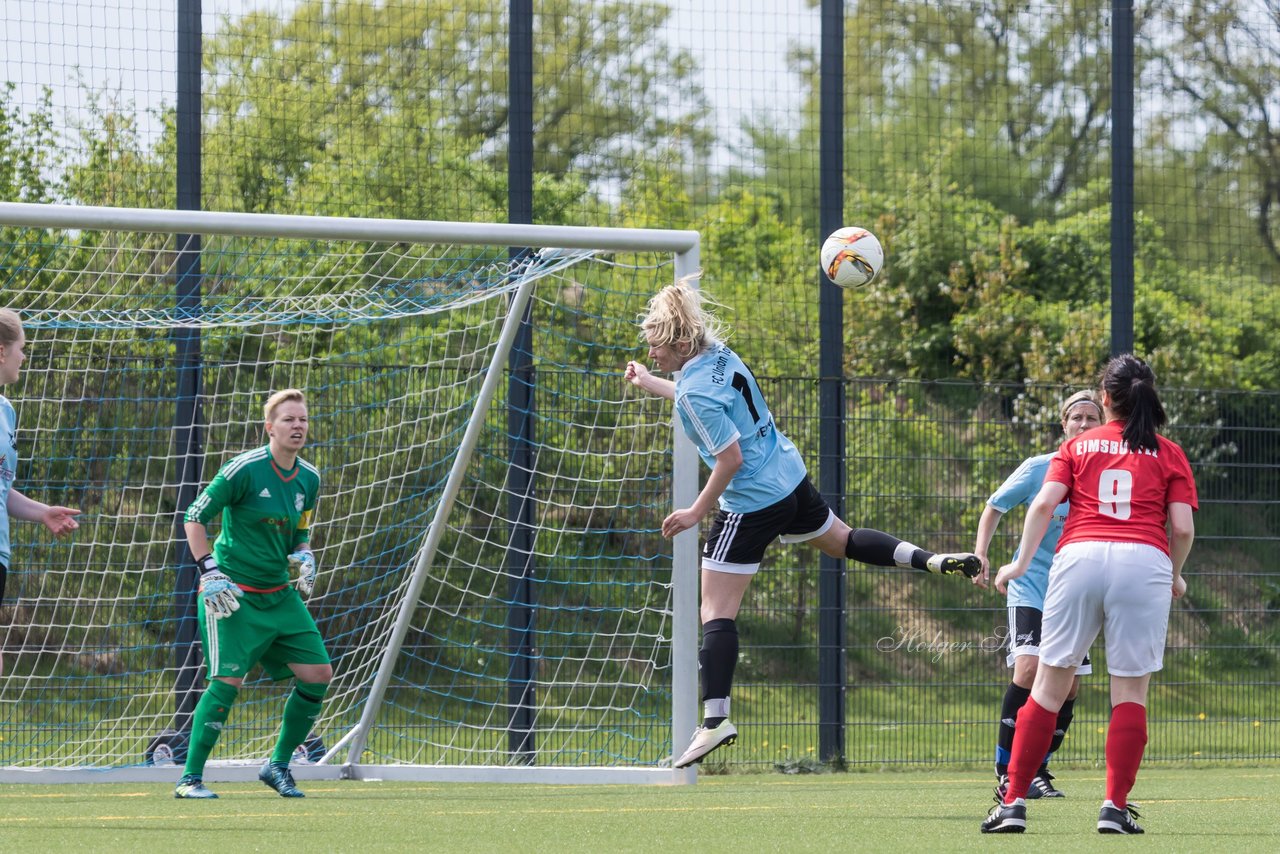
841 530 981 578
174 774 218 799
673 720 738 769
259 761 305 797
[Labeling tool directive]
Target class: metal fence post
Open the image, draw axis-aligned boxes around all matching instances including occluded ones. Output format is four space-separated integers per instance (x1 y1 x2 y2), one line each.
170 0 204 742
817 0 847 766
1111 0 1135 356
505 0 538 763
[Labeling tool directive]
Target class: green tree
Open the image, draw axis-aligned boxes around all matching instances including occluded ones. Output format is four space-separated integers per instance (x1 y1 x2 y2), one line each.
755 0 1119 232
61 88 173 209
0 84 62 204
196 0 710 219
1145 0 1280 271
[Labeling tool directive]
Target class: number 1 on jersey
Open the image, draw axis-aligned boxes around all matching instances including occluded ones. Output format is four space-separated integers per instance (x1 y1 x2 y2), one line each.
731 372 762 423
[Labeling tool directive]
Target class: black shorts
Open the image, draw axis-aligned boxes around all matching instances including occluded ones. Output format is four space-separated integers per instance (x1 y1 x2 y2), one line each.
1006 605 1092 674
701 477 834 574
0 562 6 604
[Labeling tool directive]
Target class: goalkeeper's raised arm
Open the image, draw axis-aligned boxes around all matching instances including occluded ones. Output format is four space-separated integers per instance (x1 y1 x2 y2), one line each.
174 388 331 801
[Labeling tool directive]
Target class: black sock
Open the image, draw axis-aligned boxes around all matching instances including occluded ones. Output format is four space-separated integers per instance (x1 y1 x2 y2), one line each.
996 682 1032 777
845 528 904 566
698 618 738 727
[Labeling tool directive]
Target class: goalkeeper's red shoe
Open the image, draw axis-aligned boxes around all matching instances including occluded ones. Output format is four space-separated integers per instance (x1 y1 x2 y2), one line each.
926 553 982 578
673 720 737 768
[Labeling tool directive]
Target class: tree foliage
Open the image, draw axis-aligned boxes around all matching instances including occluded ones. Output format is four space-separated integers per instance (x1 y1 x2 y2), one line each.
5 1 1278 396
765 0 1117 232
195 0 709 219
0 84 61 204
1145 0 1280 268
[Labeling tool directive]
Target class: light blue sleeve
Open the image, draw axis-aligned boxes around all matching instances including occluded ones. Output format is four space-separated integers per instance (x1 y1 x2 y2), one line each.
986 456 1047 514
678 392 741 456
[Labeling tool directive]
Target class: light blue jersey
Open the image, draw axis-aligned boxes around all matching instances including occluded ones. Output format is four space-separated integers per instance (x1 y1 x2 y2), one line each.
986 452 1069 609
0 395 17 566
674 344 806 513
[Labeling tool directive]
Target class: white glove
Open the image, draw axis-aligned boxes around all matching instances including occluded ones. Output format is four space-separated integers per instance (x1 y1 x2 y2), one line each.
196 555 243 619
289 549 317 597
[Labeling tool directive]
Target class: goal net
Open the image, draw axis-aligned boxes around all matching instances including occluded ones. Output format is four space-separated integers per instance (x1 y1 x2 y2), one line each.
0 202 699 784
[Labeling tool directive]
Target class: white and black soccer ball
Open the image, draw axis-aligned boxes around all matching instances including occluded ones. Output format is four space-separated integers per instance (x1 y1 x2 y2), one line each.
820 226 884 288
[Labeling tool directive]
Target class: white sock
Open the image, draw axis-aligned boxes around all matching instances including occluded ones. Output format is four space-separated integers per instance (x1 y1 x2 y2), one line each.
893 541 918 568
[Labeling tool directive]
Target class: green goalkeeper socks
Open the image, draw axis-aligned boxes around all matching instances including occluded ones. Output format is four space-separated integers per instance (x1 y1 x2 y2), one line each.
184 679 239 778
271 681 327 765
183 680 326 772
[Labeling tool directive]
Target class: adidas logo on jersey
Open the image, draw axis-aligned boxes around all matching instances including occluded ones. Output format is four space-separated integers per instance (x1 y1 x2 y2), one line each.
259 488 272 498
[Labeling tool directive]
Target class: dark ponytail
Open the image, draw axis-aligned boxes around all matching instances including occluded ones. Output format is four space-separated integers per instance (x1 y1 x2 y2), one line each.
1100 354 1166 452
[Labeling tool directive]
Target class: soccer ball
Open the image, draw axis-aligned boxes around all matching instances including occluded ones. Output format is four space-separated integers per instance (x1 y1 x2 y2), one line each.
820 226 883 288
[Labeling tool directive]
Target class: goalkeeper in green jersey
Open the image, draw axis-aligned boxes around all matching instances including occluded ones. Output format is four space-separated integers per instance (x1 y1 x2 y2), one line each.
175 388 329 800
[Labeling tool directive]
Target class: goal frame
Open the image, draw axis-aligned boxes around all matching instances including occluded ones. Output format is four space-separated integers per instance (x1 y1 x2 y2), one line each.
0 201 702 785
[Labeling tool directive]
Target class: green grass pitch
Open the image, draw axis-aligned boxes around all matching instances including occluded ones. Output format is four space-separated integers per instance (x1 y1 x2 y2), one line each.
1 766 1276 853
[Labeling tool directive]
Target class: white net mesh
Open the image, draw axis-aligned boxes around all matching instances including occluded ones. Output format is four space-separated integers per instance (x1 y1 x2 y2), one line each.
0 212 684 772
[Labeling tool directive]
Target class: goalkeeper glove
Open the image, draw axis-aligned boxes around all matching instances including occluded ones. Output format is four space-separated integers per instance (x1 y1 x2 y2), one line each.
196 554 243 619
289 548 317 597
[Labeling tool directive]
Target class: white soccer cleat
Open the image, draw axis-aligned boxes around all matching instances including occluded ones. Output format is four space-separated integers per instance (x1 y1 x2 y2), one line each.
673 720 738 768
926 552 982 578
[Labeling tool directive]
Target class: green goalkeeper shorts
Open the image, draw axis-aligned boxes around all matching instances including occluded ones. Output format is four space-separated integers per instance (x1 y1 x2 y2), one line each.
198 586 330 680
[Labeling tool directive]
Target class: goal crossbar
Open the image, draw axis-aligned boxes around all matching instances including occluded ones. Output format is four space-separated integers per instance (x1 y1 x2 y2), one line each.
0 202 698 253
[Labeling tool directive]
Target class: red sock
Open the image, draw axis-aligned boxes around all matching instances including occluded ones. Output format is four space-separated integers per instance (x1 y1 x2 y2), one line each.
1004 696 1057 803
1105 702 1148 808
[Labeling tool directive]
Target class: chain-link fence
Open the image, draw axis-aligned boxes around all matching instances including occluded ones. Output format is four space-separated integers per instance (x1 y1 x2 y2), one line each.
2 0 1277 767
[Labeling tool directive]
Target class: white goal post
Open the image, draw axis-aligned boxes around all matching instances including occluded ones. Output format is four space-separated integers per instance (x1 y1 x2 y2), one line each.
0 201 700 785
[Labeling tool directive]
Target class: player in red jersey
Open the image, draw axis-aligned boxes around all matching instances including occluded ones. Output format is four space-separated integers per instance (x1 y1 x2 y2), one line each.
981 354 1197 835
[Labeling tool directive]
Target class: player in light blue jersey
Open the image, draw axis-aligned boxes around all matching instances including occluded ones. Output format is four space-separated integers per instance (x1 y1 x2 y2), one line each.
972 389 1102 798
672 341 808 516
625 278 981 768
0 309 81 677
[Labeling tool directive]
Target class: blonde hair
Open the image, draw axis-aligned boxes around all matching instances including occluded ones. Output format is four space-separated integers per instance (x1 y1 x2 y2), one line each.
0 309 23 347
639 274 726 359
1060 389 1102 422
264 388 307 421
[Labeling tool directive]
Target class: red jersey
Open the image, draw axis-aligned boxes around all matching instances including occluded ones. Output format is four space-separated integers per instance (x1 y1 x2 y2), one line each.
1046 420 1198 555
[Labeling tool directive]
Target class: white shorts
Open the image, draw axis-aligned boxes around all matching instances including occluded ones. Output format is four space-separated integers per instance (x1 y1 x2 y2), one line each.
1040 541 1174 677
1005 605 1092 675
